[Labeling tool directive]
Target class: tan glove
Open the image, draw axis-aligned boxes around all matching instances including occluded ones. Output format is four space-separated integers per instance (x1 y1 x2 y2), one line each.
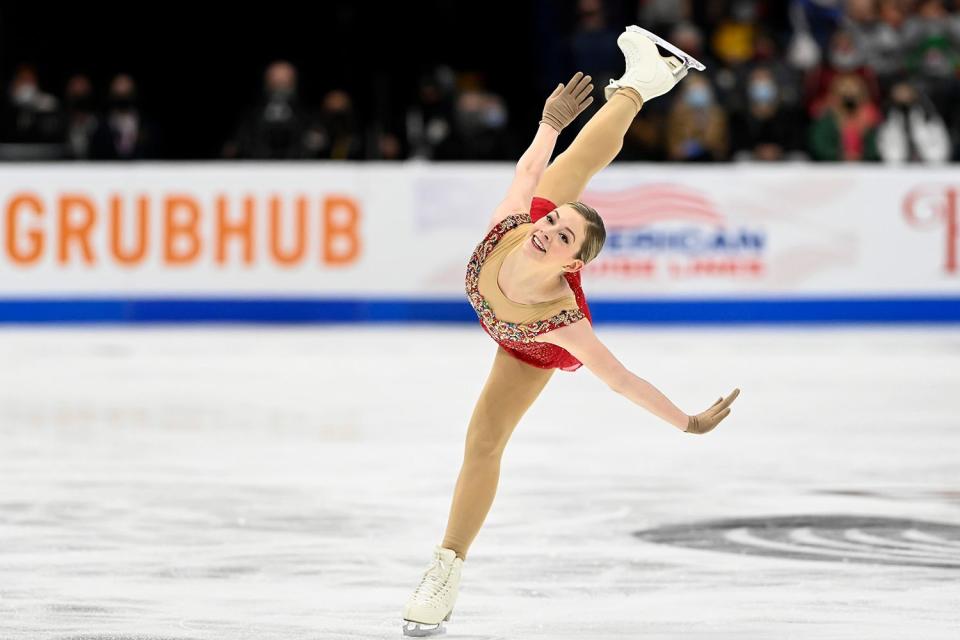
540 71 594 132
685 388 740 435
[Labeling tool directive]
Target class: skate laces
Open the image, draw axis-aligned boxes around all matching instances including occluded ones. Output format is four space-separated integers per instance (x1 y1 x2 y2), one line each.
413 552 450 603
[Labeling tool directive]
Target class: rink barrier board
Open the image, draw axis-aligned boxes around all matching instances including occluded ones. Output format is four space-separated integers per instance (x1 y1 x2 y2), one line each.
0 297 958 324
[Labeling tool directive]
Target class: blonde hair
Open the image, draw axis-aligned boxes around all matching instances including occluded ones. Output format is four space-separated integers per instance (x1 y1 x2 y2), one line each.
564 201 606 265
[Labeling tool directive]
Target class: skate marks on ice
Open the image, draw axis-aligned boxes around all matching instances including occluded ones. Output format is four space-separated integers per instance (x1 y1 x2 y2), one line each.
634 514 960 569
813 486 960 505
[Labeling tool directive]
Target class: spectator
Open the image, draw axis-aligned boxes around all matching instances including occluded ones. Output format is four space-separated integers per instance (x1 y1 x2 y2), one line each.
805 28 881 117
619 114 668 161
636 0 692 36
569 0 621 94
669 22 732 114
672 21 714 69
405 66 458 159
62 74 98 159
901 0 960 117
223 60 321 159
790 0 845 53
732 66 802 160
716 28 804 124
375 131 404 160
712 0 760 67
877 80 951 163
90 74 160 160
786 13 823 73
453 89 513 160
1 63 61 144
751 30 804 110
809 73 881 161
666 74 729 161
316 89 365 160
845 0 906 92
878 0 909 30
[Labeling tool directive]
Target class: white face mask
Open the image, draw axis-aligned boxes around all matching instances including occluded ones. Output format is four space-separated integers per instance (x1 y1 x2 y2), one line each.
11 84 37 106
481 105 507 128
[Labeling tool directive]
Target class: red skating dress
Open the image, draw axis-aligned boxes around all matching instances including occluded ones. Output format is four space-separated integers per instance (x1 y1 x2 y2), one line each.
465 196 593 372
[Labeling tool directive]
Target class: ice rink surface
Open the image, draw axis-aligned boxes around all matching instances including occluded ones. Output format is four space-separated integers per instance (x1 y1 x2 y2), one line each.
1 325 958 639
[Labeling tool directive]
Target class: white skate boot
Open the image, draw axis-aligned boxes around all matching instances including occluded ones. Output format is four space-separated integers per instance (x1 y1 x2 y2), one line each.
401 545 463 637
604 25 706 103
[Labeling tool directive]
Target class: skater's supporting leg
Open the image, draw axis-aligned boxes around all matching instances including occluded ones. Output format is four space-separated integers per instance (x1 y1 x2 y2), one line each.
533 87 643 206
441 347 555 560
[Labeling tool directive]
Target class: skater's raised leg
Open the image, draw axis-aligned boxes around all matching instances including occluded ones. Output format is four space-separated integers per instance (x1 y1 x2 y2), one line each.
534 87 643 206
536 25 702 205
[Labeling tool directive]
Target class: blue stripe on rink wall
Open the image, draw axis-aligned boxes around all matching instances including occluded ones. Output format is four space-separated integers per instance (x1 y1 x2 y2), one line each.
0 297 959 324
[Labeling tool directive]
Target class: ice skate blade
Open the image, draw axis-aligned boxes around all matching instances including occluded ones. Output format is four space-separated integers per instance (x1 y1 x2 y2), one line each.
402 620 446 637
625 25 706 71
402 611 451 637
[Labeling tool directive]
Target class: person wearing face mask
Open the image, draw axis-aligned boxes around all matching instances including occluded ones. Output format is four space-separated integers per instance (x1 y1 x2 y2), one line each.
876 81 951 163
452 89 515 160
62 74 98 160
666 76 729 161
89 73 160 160
809 72 880 161
314 89 365 160
732 67 802 161
223 60 319 160
843 0 906 93
406 66 458 160
1 63 62 148
805 29 881 118
901 0 960 120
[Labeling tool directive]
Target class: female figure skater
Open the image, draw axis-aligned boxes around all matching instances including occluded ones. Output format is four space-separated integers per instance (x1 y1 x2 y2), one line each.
402 25 740 637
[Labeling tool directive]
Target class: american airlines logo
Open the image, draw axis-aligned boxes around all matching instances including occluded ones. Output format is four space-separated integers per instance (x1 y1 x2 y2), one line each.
583 182 724 226
581 183 765 279
903 186 958 274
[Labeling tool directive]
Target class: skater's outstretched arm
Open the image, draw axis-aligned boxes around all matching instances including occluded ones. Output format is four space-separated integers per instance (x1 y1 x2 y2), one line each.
538 319 739 434
487 72 593 230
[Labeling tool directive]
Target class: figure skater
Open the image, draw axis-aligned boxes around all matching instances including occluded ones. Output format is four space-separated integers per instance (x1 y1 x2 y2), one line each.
401 25 741 637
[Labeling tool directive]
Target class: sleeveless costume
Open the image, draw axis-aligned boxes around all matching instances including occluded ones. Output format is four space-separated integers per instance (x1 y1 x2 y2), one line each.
465 196 593 371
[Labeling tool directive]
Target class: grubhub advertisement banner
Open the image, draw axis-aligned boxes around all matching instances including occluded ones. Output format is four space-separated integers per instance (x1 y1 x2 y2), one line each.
0 163 956 322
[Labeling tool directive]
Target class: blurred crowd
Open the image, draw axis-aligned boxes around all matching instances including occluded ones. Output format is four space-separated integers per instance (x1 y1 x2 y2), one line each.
614 0 960 163
1 68 160 160
3 0 960 163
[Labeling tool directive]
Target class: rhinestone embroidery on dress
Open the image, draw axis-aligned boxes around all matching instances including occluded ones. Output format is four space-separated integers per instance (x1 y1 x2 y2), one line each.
465 213 585 344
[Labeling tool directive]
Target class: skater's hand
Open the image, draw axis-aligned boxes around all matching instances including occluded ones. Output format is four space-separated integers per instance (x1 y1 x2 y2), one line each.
540 71 594 132
684 388 740 434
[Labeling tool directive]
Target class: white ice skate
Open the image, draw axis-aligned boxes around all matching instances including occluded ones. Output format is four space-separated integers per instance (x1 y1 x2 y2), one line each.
401 545 463 637
605 25 706 103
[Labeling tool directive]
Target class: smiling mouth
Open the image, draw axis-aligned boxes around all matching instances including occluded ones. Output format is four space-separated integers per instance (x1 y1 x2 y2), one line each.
531 234 546 253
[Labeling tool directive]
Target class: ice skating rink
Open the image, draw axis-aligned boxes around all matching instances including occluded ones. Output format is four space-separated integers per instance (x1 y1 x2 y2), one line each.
1 325 958 640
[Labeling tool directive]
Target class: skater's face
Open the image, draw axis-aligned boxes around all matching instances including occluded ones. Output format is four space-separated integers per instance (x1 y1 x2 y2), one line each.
524 205 587 273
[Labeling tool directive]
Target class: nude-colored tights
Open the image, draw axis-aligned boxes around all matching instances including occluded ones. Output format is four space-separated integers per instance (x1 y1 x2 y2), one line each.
533 87 642 205
440 88 642 561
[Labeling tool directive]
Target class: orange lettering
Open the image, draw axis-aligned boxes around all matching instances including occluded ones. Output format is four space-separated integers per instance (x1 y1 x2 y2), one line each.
110 194 149 266
322 195 360 265
59 194 97 264
269 195 307 265
216 195 255 264
164 195 201 264
6 193 44 265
